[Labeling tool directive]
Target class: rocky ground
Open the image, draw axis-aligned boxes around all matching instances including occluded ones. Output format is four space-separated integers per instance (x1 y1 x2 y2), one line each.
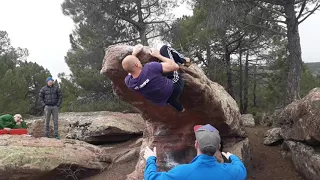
246 126 302 180
0 110 311 180
85 139 140 180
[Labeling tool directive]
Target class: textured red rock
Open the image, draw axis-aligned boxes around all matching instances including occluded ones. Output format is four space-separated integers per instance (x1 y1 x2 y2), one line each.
0 135 111 180
101 44 246 180
27 111 144 144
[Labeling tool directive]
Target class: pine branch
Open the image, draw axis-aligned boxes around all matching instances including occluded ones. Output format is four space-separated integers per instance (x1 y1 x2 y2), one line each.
247 13 286 24
298 3 320 24
240 21 286 36
257 0 285 6
251 1 288 18
296 0 307 19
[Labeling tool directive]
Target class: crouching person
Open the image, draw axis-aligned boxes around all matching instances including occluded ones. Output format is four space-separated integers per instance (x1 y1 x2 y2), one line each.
0 114 27 132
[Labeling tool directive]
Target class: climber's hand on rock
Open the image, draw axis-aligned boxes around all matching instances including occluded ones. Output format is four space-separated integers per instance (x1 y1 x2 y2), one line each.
132 44 143 56
150 48 161 58
143 146 157 160
222 152 233 160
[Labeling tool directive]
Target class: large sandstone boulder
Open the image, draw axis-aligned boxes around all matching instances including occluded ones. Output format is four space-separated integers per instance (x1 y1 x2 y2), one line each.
100 45 246 180
282 141 320 180
27 111 144 144
274 89 320 180
278 88 320 144
0 135 111 180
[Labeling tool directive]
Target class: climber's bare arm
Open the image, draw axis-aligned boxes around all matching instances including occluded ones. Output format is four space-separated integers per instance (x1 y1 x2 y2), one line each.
149 48 179 73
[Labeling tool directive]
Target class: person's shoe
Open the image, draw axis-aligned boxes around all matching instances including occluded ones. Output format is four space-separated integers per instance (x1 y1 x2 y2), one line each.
180 108 186 112
184 58 192 67
184 62 191 67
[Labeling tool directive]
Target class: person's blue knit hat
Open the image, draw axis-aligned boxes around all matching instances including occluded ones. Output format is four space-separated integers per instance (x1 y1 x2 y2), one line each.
46 77 54 83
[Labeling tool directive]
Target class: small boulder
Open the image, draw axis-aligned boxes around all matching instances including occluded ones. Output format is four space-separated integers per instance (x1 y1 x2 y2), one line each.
270 109 283 127
259 112 273 127
263 127 283 146
241 114 255 127
224 138 250 166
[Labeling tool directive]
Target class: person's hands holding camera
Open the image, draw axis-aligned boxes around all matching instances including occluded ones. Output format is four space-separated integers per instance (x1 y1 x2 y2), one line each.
144 146 157 160
222 152 233 160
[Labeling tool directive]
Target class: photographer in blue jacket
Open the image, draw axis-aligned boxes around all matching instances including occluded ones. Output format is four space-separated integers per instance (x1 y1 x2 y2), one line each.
143 124 247 180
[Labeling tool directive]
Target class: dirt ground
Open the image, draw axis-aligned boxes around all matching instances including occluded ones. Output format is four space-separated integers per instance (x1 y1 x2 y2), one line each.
85 139 139 180
245 126 303 180
87 126 303 180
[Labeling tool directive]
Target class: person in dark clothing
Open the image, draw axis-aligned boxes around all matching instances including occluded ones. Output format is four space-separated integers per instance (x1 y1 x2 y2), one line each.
39 77 62 139
159 45 191 112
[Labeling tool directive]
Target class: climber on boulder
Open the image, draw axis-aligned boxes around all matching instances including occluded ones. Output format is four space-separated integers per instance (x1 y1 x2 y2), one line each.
122 44 191 112
143 124 247 180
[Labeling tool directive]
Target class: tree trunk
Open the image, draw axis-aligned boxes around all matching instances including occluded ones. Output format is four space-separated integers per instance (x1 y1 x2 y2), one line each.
243 50 249 114
253 63 257 107
139 28 148 46
206 43 214 81
136 0 148 45
284 1 302 104
225 46 235 99
239 50 243 113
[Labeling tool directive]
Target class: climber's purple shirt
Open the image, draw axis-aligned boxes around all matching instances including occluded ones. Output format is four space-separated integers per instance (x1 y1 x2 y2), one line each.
125 62 174 106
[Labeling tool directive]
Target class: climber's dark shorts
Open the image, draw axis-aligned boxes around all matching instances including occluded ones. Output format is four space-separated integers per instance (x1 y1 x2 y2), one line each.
167 78 184 112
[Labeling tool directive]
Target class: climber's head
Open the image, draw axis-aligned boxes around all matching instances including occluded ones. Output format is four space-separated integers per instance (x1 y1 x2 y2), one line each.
122 55 143 74
194 124 221 156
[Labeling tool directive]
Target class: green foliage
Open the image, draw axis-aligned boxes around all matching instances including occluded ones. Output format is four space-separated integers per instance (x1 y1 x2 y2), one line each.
166 1 318 115
305 62 320 76
62 0 175 45
0 31 51 116
57 73 134 113
60 95 134 113
300 64 320 97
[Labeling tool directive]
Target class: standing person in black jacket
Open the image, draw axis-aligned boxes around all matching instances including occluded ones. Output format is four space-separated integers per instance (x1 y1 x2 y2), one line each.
39 77 62 139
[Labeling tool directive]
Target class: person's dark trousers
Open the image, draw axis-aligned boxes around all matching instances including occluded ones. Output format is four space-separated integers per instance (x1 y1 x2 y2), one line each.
44 105 59 138
159 45 186 112
159 45 187 83
166 78 185 112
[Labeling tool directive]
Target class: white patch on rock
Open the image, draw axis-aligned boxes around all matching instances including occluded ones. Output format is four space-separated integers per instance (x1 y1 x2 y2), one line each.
164 152 180 168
